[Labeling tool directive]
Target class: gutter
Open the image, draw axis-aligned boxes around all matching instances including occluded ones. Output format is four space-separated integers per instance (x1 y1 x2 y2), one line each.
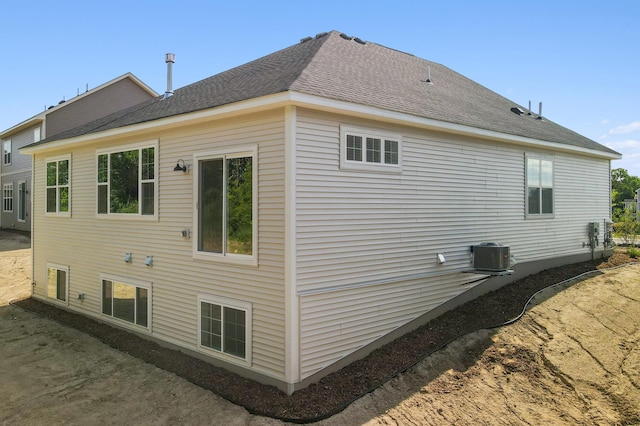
20 91 621 161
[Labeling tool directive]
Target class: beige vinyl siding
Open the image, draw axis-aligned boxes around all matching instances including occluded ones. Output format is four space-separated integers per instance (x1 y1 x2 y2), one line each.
32 111 287 380
294 109 612 378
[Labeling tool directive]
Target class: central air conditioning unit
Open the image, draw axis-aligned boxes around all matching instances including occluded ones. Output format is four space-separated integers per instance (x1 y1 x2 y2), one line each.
472 242 510 272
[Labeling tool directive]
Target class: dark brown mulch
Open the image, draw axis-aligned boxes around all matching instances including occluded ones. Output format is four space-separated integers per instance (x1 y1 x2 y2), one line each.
12 250 637 423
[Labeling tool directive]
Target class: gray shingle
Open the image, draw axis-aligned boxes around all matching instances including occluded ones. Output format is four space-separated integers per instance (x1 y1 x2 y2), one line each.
27 30 618 156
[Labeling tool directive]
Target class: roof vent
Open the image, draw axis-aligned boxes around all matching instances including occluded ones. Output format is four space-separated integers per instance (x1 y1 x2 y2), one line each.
424 66 434 84
339 33 352 40
315 32 328 39
300 36 313 43
353 37 366 45
536 102 543 120
510 107 525 116
164 53 175 99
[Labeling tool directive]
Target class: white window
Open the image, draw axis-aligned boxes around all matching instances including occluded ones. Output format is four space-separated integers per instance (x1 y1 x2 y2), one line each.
96 141 157 217
46 156 70 215
198 295 252 365
2 140 11 165
340 125 402 172
47 263 69 304
526 154 554 217
101 275 151 329
34 127 41 142
17 180 26 222
2 183 13 212
193 146 257 264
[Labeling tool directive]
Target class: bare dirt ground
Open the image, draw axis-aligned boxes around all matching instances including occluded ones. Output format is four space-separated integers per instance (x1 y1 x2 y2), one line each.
1 229 639 425
0 231 31 306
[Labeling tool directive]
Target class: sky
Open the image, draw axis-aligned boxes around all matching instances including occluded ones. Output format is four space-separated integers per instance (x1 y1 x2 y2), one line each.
1 1 639 176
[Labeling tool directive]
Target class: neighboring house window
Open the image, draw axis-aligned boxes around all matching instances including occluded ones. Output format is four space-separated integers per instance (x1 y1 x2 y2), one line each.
46 156 70 214
17 181 26 222
2 140 10 165
34 127 41 142
47 263 69 303
526 155 554 216
198 295 252 364
2 183 13 212
97 142 157 217
340 125 402 172
194 146 256 262
101 276 150 329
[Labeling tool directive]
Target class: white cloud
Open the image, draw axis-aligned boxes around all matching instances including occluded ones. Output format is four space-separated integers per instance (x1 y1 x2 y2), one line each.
608 139 640 176
605 139 640 150
609 120 640 135
601 118 611 125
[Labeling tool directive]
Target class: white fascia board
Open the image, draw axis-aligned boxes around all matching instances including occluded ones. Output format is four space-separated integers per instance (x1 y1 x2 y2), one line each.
286 92 622 160
20 93 292 154
4 73 156 141
21 90 621 161
1 115 45 139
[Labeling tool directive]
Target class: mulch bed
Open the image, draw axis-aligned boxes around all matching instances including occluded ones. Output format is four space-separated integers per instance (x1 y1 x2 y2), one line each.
13 250 637 423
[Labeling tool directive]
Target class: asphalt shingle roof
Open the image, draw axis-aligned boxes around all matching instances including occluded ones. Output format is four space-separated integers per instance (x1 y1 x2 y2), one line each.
28 30 618 156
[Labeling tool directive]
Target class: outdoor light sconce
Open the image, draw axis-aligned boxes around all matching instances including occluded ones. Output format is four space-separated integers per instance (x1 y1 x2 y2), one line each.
145 256 153 266
437 253 446 264
124 252 132 263
173 159 187 173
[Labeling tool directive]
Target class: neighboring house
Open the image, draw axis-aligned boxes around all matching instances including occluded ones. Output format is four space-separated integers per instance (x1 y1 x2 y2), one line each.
0 73 157 232
21 31 620 394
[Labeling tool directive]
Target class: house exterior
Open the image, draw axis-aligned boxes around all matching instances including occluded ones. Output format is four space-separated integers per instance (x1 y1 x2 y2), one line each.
0 73 157 232
21 31 620 394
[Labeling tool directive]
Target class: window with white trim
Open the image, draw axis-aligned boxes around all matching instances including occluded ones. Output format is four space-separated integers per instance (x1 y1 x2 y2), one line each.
101 276 150 328
34 127 41 142
2 140 10 165
340 125 402 171
47 263 69 303
194 147 256 262
97 143 157 216
526 155 554 216
17 180 26 222
198 295 252 364
46 156 70 214
3 183 13 212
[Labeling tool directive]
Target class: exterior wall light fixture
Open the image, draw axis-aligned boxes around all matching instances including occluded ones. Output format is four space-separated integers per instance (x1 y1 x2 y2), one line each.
145 256 153 266
124 252 132 263
174 159 187 172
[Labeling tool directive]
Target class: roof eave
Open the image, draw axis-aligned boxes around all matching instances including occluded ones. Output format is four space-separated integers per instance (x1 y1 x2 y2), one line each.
0 115 45 139
21 90 621 161
286 92 621 160
3 72 158 140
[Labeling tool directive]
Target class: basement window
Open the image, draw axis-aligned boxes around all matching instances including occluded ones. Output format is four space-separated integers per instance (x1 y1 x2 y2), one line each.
340 125 402 172
101 275 150 329
47 263 69 304
198 295 252 365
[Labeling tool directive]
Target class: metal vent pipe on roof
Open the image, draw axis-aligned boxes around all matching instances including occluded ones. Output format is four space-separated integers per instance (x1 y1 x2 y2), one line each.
164 53 175 99
537 101 543 120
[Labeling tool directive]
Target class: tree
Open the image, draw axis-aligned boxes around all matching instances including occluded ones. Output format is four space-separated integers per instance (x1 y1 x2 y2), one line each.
611 168 640 220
